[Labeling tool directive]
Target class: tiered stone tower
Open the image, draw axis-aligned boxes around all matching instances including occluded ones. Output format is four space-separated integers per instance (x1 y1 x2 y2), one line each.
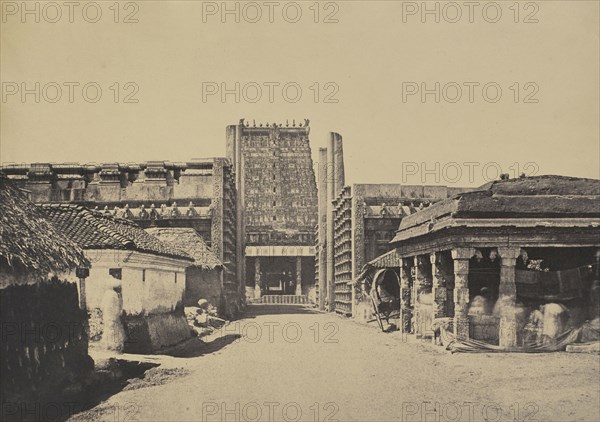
227 119 318 301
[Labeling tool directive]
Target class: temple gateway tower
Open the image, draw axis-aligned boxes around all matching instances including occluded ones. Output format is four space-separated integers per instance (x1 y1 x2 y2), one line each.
227 119 318 302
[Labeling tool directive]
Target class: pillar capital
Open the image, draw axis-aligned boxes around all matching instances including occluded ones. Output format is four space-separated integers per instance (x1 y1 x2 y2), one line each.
453 259 469 275
414 255 428 268
451 247 476 261
399 264 412 285
429 253 437 265
497 247 521 260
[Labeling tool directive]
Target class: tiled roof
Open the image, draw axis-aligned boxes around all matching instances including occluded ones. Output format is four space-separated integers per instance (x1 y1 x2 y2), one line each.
145 228 222 270
367 248 402 268
40 204 193 261
0 176 88 281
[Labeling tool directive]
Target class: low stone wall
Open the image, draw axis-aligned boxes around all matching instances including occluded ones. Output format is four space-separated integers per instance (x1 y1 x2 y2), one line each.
123 309 191 353
0 277 93 411
470 315 500 344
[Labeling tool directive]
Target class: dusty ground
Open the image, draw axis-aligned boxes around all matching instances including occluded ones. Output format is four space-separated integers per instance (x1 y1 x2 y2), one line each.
71 305 600 422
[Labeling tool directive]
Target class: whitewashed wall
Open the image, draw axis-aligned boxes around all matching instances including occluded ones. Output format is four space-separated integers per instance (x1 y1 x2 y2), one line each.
84 249 189 315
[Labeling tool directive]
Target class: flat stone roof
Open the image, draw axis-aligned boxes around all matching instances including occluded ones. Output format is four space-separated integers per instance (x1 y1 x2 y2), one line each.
391 175 600 244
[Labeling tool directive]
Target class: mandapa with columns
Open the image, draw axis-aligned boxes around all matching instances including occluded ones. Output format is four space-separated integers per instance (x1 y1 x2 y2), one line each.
397 245 600 348
389 175 600 349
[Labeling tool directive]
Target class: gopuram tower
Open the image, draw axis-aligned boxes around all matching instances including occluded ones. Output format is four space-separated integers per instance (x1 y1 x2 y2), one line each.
227 119 318 302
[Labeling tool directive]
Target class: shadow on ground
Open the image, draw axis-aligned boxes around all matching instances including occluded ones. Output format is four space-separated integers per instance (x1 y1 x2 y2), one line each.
158 334 242 358
242 304 320 317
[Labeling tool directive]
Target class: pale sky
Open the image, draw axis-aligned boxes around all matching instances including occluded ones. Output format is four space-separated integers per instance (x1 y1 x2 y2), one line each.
1 0 598 187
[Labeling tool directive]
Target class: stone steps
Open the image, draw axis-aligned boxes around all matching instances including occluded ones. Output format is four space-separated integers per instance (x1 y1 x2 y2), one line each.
254 295 310 305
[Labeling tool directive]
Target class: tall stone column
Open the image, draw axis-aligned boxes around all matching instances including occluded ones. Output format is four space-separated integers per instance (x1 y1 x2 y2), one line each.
325 133 345 312
326 136 335 311
254 257 262 299
497 247 521 349
452 248 474 339
317 148 328 310
413 255 432 337
332 132 345 196
431 252 447 319
296 257 302 296
400 258 413 333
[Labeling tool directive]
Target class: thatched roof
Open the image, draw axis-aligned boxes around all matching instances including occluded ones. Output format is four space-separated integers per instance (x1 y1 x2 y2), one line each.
40 204 193 262
0 176 88 280
145 228 222 270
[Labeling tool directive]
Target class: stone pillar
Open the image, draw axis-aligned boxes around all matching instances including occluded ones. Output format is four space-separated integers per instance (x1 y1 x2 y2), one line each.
254 257 262 299
431 252 447 319
452 248 474 339
296 257 302 296
228 123 245 306
317 148 328 310
325 133 345 312
400 258 413 333
332 132 345 195
413 255 431 338
497 247 521 349
326 137 335 312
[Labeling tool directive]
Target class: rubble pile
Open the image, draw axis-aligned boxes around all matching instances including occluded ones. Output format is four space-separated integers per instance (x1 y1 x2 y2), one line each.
185 299 226 337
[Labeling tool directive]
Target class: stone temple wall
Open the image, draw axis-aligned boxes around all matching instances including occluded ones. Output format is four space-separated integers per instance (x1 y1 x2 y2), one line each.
1 159 241 314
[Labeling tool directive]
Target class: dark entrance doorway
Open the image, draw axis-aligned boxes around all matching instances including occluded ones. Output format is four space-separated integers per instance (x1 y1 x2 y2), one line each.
259 257 297 295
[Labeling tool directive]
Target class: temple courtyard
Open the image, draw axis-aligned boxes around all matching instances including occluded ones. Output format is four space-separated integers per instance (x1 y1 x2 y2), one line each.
70 305 599 422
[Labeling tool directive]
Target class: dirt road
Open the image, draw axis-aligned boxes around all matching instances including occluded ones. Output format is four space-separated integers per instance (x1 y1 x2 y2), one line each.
71 305 600 422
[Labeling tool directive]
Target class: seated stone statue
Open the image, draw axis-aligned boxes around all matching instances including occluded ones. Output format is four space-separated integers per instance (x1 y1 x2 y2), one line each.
469 287 492 315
